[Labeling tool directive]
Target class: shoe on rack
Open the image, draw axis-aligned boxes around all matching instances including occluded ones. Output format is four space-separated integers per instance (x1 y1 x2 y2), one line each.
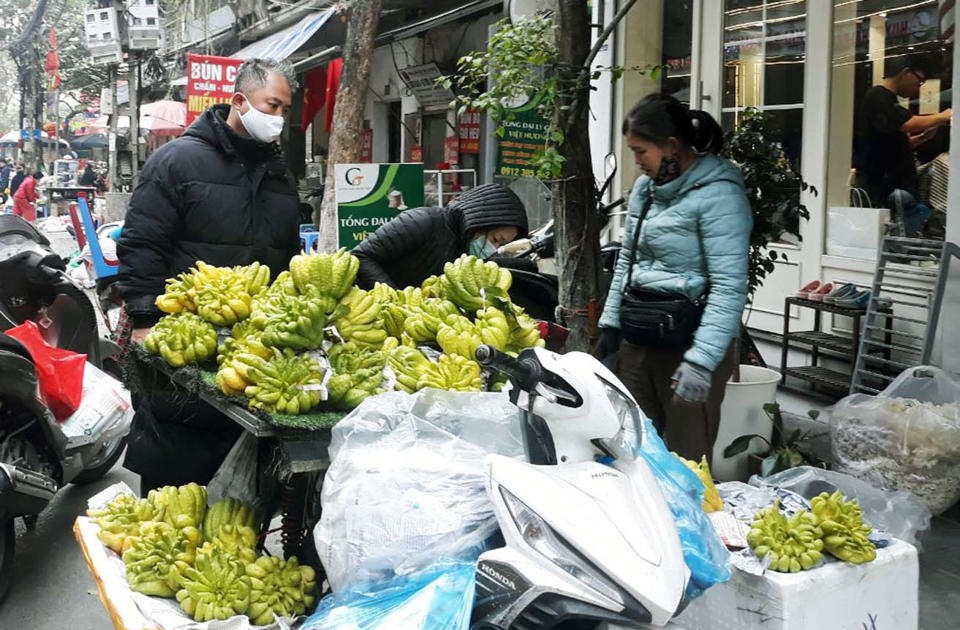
835 289 872 309
807 282 835 302
795 279 821 299
823 283 859 304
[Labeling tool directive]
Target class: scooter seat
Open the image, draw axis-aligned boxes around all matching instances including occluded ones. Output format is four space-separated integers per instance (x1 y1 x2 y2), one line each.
0 333 32 363
0 344 39 405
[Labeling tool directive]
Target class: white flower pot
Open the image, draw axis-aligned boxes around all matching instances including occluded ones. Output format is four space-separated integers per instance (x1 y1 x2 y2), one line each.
711 365 781 482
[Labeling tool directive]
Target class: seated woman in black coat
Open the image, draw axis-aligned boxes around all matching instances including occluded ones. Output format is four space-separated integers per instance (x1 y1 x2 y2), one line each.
353 183 529 289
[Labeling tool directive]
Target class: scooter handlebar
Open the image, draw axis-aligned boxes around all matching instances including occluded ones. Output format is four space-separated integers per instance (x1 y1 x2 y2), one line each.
475 345 540 391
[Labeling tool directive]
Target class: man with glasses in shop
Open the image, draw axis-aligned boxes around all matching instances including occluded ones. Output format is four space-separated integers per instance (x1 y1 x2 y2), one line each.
854 55 951 228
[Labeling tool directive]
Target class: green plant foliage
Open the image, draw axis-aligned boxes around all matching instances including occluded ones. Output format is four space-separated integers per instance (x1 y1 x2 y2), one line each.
723 402 826 476
441 15 562 179
721 109 815 297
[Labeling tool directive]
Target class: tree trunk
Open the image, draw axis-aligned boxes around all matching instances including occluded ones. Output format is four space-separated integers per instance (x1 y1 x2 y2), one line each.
554 2 599 352
316 0 382 252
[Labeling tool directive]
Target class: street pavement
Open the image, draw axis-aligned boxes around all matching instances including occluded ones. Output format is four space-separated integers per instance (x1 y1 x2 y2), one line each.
0 462 140 629
0 218 133 627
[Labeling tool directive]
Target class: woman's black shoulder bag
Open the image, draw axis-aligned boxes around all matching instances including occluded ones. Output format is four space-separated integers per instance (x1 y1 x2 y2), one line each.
618 192 706 348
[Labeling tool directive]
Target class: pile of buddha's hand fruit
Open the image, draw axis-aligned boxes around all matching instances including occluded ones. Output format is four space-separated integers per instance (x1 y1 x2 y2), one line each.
746 492 877 572
143 254 545 413
86 485 316 623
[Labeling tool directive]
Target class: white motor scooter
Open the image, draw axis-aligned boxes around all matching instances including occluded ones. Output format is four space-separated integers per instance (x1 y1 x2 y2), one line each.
471 345 689 629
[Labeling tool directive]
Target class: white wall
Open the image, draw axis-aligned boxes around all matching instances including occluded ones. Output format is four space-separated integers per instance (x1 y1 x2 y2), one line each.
589 0 617 203
365 39 424 162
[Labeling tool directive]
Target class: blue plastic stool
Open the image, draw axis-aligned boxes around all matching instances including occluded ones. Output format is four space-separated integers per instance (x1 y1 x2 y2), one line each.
300 231 320 252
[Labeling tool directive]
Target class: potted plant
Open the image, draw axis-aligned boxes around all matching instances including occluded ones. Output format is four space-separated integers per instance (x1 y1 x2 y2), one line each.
722 108 813 300
710 109 814 480
723 403 826 478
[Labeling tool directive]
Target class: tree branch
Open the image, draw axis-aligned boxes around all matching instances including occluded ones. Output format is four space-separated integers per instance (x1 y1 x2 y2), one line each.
583 0 639 71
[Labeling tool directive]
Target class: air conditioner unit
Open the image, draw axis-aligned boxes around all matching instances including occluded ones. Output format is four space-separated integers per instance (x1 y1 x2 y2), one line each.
125 0 162 51
83 8 123 65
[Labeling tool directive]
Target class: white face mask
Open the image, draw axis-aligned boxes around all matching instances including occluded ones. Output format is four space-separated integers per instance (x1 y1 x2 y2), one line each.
237 94 285 143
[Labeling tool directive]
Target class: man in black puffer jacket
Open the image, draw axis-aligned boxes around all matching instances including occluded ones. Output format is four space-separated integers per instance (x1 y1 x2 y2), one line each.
117 58 300 494
353 183 528 289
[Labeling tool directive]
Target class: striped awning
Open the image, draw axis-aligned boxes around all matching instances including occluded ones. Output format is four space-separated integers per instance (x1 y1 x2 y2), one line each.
231 10 335 61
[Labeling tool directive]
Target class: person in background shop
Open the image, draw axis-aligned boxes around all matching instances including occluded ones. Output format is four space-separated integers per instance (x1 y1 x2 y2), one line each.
116 57 300 495
0 159 12 203
12 169 44 223
79 162 98 187
352 183 528 290
593 93 751 464
854 55 952 209
8 163 25 198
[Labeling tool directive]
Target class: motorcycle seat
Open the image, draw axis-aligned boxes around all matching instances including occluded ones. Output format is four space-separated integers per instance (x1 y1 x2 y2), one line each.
0 333 32 363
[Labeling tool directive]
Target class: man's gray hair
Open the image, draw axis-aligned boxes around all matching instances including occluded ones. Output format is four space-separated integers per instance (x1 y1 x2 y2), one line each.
234 58 299 93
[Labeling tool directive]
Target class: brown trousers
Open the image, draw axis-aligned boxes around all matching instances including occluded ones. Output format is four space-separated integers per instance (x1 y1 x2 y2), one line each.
615 340 735 464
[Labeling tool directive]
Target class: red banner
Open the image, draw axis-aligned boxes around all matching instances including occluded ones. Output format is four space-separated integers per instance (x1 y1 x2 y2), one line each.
359 129 373 163
186 54 244 126
459 108 481 154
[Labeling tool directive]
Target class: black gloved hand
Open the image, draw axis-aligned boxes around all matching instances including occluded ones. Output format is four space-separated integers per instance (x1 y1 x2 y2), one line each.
593 328 621 359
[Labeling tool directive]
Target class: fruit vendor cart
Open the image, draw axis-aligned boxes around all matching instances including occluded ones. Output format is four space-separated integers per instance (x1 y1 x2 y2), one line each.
127 345 341 563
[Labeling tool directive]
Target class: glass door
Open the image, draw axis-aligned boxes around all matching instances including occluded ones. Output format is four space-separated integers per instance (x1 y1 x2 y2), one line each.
722 0 808 169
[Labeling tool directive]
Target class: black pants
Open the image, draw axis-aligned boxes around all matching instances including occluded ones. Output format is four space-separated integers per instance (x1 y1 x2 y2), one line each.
125 391 242 496
615 341 735 464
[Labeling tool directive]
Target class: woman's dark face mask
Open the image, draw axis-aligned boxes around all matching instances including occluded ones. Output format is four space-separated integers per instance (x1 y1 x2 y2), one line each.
653 154 681 184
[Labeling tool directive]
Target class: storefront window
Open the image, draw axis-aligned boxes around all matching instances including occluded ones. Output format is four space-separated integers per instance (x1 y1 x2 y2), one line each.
662 1 694 104
827 0 951 252
722 0 807 168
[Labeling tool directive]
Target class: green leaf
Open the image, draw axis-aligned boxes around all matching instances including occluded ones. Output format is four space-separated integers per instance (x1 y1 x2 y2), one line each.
724 434 766 457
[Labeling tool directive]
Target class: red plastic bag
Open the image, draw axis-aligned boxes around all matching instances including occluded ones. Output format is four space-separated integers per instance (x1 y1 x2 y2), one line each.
5 321 87 421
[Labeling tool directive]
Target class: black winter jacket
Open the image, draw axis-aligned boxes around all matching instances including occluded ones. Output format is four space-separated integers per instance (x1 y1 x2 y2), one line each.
353 183 528 289
117 104 299 327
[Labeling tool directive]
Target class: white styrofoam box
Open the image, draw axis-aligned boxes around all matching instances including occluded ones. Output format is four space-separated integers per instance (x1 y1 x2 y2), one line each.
826 206 890 260
673 538 918 630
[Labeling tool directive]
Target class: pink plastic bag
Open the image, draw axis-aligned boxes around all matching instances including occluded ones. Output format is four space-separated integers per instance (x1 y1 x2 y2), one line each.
6 321 87 421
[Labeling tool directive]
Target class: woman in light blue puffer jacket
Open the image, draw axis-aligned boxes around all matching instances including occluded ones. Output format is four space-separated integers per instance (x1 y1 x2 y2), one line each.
595 94 752 463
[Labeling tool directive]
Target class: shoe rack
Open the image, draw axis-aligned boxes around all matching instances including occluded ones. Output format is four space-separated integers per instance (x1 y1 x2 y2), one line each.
780 297 893 397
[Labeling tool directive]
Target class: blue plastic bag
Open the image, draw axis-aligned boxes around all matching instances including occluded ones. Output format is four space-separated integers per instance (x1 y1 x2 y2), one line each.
636 418 731 598
302 562 476 630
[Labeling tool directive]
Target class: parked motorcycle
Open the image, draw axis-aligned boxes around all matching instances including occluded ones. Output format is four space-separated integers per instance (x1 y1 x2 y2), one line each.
0 215 130 602
471 344 688 627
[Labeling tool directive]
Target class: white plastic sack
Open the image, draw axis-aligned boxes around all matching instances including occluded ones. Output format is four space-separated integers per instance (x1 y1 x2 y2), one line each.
314 389 523 592
59 361 133 451
831 366 960 515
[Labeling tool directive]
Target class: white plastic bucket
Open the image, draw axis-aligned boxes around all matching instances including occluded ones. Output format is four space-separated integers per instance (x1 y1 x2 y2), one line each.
711 365 781 482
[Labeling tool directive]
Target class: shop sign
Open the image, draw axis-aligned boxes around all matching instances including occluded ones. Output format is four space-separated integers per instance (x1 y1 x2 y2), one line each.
459 108 481 154
185 54 244 126
494 98 550 179
444 135 459 166
336 164 425 248
360 129 373 163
